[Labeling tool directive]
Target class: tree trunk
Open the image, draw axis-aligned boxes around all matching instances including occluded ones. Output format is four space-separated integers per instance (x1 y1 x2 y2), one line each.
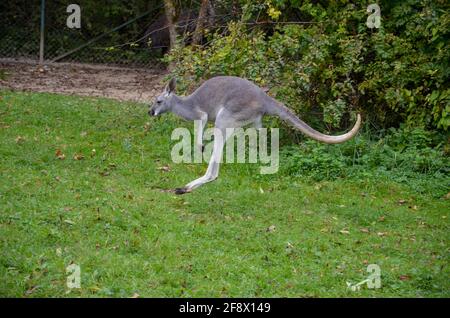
192 0 210 46
207 0 215 28
163 0 177 51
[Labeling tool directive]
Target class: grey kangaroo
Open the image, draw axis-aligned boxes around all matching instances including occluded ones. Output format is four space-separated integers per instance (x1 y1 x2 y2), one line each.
149 76 361 194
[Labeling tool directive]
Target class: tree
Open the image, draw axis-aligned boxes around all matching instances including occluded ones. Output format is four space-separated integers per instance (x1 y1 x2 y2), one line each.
192 0 210 46
163 0 177 51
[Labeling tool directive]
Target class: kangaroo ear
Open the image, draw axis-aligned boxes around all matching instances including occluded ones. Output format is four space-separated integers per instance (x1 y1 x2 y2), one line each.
165 78 176 94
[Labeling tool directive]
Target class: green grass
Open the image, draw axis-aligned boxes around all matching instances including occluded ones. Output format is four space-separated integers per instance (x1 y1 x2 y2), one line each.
0 90 448 297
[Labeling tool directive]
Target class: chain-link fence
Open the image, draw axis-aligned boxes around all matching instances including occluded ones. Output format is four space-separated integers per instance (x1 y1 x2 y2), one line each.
0 0 170 67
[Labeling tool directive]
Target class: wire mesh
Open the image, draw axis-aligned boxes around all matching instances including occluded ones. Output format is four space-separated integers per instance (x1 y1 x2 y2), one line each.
0 0 167 67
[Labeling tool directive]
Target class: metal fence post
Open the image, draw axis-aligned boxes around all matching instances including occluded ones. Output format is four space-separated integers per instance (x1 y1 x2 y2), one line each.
39 0 45 64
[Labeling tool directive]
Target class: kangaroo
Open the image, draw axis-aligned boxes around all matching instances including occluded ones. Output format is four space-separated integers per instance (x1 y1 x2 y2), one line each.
149 76 361 194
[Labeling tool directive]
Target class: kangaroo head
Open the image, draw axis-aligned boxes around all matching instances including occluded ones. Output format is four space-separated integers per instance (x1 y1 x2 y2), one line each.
149 78 176 116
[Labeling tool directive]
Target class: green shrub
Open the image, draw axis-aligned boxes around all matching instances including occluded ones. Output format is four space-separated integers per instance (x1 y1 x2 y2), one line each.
168 0 450 131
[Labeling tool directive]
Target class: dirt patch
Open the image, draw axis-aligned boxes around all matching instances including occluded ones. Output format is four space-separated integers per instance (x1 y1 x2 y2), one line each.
0 59 167 103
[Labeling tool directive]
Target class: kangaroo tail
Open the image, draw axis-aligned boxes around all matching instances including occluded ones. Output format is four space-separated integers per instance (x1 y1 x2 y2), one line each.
266 100 361 144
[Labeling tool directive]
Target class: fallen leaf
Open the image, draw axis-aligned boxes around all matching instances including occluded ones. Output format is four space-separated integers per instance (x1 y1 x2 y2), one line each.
130 293 140 298
25 285 39 295
377 232 387 237
157 165 170 172
378 216 385 222
64 219 75 225
408 205 418 210
399 275 411 281
398 199 407 205
259 187 264 194
360 228 370 233
15 136 25 143
73 153 84 160
55 149 65 160
340 229 350 235
267 225 276 232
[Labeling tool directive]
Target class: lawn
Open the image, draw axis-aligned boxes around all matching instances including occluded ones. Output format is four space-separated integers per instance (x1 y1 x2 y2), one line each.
0 90 448 297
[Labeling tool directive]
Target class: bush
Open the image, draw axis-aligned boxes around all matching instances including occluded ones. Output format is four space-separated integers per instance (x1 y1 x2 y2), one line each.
168 0 450 131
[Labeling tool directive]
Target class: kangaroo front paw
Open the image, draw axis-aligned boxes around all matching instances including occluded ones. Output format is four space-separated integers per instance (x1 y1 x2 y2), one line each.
174 187 191 195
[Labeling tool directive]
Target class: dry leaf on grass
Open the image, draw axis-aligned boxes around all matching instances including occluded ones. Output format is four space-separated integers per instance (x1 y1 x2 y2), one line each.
15 136 25 143
73 153 84 160
25 285 39 295
157 165 170 172
399 275 411 281
55 149 65 160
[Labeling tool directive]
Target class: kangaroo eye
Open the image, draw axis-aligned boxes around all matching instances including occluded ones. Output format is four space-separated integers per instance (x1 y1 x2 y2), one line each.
157 100 162 104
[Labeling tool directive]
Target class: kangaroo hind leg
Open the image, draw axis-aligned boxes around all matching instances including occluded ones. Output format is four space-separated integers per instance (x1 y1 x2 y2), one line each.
175 109 237 194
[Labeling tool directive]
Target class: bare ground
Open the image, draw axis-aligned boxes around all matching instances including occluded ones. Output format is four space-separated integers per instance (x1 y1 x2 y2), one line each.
0 59 167 103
